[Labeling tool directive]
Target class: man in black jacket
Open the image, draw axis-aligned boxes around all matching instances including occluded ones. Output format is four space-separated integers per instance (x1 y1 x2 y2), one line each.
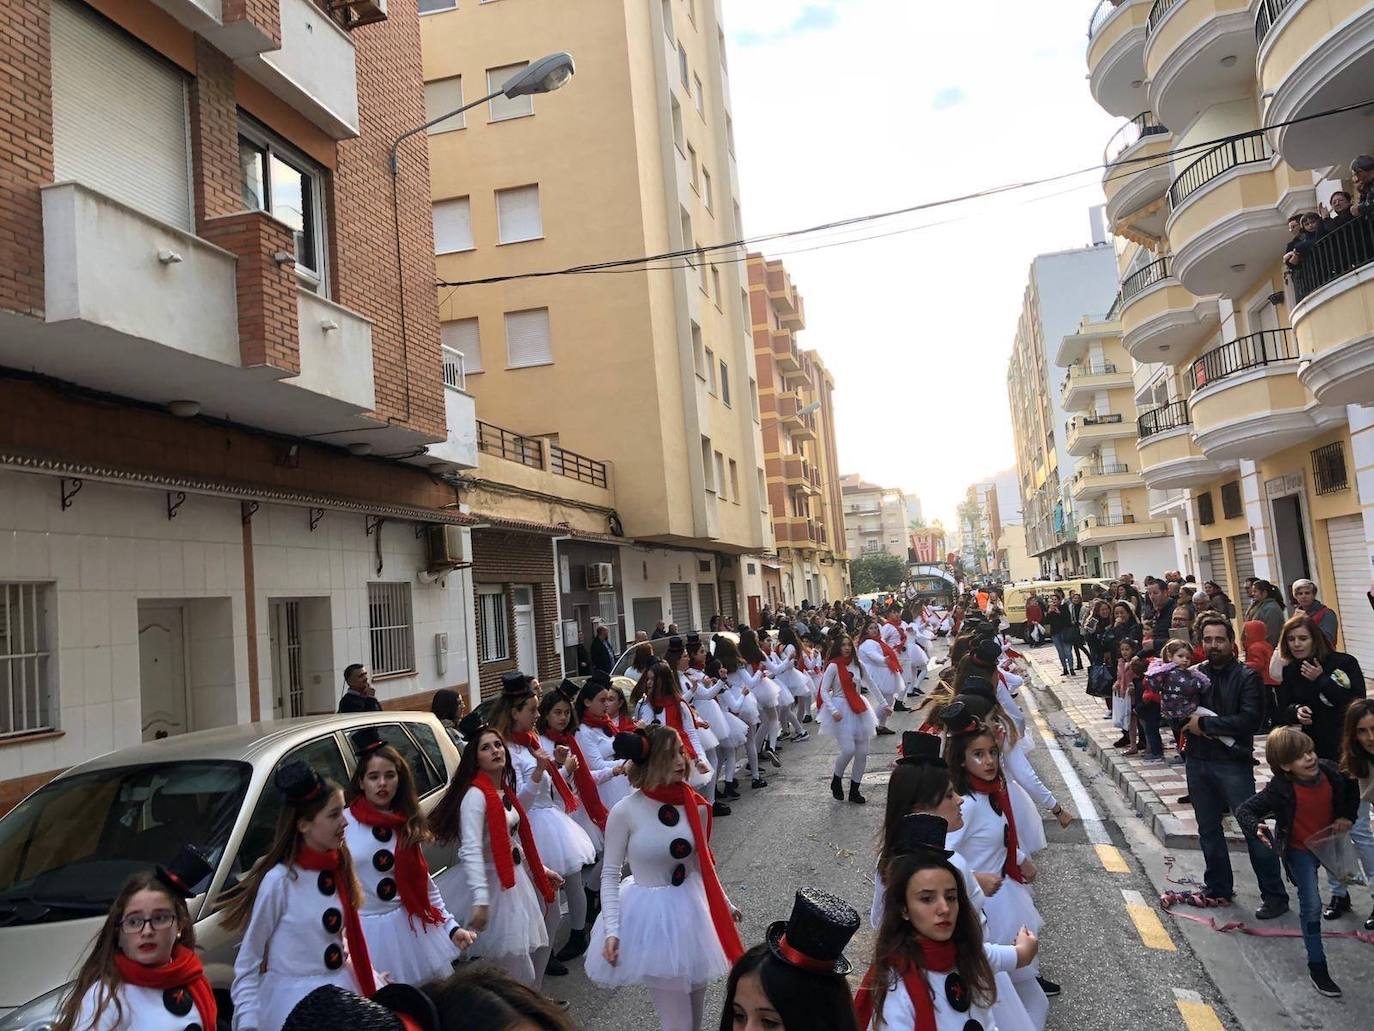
1183 615 1289 918
590 624 616 675
1146 579 1176 647
337 663 381 713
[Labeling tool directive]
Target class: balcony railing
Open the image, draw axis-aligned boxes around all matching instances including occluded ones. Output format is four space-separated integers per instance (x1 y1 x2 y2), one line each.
441 345 465 391
1073 412 1125 428
1147 0 1181 34
1081 514 1139 529
1190 329 1298 390
1290 215 1374 303
1075 462 1132 481
1105 111 1170 165
477 420 542 468
550 444 609 488
1137 399 1190 438
1088 0 1123 38
1254 0 1297 45
1068 362 1120 380
1168 131 1272 210
1121 256 1170 301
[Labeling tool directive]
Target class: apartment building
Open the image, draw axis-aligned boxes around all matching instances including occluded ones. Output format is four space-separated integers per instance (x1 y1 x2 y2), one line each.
1085 0 1374 672
1005 244 1120 578
0 0 482 809
840 476 910 562
419 0 772 645
747 254 849 608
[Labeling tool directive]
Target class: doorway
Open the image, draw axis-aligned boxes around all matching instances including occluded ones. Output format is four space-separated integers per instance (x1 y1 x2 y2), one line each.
138 603 187 741
1270 492 1312 596
513 585 538 677
269 601 304 720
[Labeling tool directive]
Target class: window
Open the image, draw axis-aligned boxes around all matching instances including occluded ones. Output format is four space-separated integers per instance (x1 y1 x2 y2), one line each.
681 208 695 265
711 267 721 304
678 44 690 89
733 200 743 238
741 288 751 328
432 197 473 253
506 307 552 367
419 0 455 11
693 74 705 116
704 347 717 394
1 583 53 737
701 436 715 492
718 27 728 68
239 125 327 289
691 322 705 378
726 114 736 156
749 378 759 421
661 0 673 37
367 582 415 676
1196 491 1215 526
757 469 768 512
671 96 685 154
714 452 727 498
702 168 713 211
441 318 481 373
720 359 730 404
424 76 465 133
1220 481 1243 520
477 586 509 663
487 64 533 121
687 143 699 192
496 184 543 243
728 459 739 502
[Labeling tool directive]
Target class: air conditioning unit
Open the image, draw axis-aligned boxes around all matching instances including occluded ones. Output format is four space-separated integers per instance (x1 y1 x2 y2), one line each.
425 524 469 571
586 562 615 589
338 0 388 27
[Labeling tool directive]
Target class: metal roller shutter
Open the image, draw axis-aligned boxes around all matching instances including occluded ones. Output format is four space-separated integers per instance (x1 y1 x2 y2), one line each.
50 0 192 230
697 583 717 626
1229 534 1255 593
720 581 739 626
1326 515 1374 673
1205 539 1229 598
668 582 693 630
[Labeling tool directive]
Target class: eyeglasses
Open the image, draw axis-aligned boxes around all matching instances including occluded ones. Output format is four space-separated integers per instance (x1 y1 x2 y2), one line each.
120 911 177 934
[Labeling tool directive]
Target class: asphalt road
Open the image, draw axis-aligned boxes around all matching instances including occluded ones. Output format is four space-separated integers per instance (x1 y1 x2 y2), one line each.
548 651 1244 1031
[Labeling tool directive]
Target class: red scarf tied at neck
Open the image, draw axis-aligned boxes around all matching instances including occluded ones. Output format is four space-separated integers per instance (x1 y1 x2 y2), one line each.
652 698 698 760
853 940 958 1031
968 773 1023 883
295 845 378 998
580 711 616 738
115 944 217 1030
471 771 556 904
348 798 444 931
873 637 904 674
613 713 637 734
823 658 867 716
510 731 580 815
886 617 908 650
640 782 743 963
543 727 610 831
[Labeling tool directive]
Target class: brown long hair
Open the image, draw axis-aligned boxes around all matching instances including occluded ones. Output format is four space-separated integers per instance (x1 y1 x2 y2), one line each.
626 725 684 790
1340 698 1374 782
869 852 995 1025
429 728 514 846
348 745 430 847
55 873 194 1031
738 628 766 664
945 728 998 795
216 780 358 932
1278 613 1332 663
490 687 537 740
714 636 745 673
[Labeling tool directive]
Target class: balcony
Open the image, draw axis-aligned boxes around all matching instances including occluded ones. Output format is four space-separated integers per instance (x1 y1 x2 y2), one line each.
1062 362 1134 410
1189 329 1341 460
1088 0 1152 118
288 289 375 413
1078 514 1171 544
1071 463 1140 500
771 330 802 374
1291 215 1374 407
1056 309 1123 366
1067 412 1135 456
1166 132 1310 298
766 263 805 330
1258 0 1374 171
1117 255 1221 362
1103 113 1173 243
424 346 478 470
1135 400 1229 487
235 0 360 139
1144 0 1257 131
778 392 804 431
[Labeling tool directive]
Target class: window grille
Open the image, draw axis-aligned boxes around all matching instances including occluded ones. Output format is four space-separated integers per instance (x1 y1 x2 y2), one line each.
1 583 54 738
367 582 415 676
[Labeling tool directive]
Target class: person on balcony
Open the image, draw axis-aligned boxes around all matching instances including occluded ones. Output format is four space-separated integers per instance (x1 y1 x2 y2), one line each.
1283 212 1325 269
1352 156 1374 219
1321 191 1355 232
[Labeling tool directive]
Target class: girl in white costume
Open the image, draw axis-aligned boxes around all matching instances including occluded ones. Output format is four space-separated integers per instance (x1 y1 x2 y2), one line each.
716 636 768 791
803 634 826 724
685 638 747 812
634 658 716 796
586 727 744 1031
573 672 635 815
819 634 882 805
768 624 813 742
739 628 785 766
858 622 905 731
901 604 932 698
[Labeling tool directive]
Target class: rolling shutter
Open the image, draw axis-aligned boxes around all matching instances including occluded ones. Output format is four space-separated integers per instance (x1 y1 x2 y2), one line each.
1204 539 1228 597
1326 515 1374 672
720 581 738 626
432 198 472 253
669 583 693 629
1229 534 1255 592
697 583 717 625
505 308 552 367
496 185 542 243
50 0 192 230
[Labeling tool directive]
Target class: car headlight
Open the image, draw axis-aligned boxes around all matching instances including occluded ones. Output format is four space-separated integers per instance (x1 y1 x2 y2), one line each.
0 984 71 1031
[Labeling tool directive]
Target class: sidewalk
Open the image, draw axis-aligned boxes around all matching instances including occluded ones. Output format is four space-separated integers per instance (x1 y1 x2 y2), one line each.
1019 644 1270 849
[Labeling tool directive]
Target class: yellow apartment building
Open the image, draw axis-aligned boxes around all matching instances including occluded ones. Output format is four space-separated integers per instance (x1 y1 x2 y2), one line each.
841 476 911 563
1087 0 1374 670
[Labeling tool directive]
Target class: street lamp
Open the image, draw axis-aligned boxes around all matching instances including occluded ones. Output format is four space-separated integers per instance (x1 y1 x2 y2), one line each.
389 51 576 174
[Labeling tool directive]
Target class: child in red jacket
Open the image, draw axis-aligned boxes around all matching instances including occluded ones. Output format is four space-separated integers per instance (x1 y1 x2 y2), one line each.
1243 619 1280 728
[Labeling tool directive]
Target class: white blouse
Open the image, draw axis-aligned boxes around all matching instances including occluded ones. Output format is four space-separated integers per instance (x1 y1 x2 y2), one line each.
456 787 526 908
871 944 1018 1030
342 810 459 931
71 982 209 1031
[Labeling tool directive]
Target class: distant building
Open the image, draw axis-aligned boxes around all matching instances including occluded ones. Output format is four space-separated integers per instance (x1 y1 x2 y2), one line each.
840 475 910 561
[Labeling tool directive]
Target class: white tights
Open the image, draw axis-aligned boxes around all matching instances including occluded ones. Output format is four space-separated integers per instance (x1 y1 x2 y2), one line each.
780 702 804 737
715 744 735 791
563 867 587 932
795 690 814 721
647 985 708 1031
744 725 761 780
762 706 781 751
832 737 870 783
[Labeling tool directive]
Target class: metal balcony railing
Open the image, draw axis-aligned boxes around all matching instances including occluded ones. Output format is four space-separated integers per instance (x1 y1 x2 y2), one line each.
1290 215 1374 303
550 444 609 488
441 346 465 391
1088 0 1123 39
1068 362 1120 380
1120 257 1170 302
1254 0 1296 44
1076 463 1132 481
1137 399 1190 439
1190 329 1298 390
477 420 542 468
1105 111 1169 165
1169 131 1272 210
1147 0 1181 34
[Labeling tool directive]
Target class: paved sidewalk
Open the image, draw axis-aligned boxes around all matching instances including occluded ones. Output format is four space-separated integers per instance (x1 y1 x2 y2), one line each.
1018 644 1270 848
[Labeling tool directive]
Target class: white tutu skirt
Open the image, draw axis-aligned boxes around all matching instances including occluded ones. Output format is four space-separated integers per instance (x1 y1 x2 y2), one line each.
434 861 470 926
687 756 715 791
752 675 780 709
527 805 597 876
695 721 720 753
584 875 731 991
774 679 796 707
255 966 363 1031
993 970 1036 1031
696 697 747 748
818 702 878 742
732 694 761 727
465 861 551 961
360 905 460 985
1010 781 1047 855
983 876 1042 956
776 668 810 702
571 796 605 853
596 771 635 813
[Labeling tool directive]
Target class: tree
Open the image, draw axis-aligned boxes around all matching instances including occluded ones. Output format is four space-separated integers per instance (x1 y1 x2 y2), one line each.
850 552 907 594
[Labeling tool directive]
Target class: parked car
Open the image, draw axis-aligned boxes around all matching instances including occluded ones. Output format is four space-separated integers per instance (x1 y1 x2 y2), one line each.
0 712 460 1029
1002 579 1114 640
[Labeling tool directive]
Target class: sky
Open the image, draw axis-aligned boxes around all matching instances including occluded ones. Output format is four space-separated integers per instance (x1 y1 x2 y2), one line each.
722 0 1121 529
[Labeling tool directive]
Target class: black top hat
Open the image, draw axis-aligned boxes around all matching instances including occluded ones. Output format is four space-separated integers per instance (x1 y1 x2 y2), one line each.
960 677 998 706
350 726 386 759
955 691 996 722
938 701 983 737
155 844 213 899
274 760 326 803
612 730 651 764
282 984 438 1031
971 637 1002 668
588 668 614 689
897 731 946 768
764 887 860 976
501 670 533 697
686 632 702 646
556 678 580 703
891 813 953 858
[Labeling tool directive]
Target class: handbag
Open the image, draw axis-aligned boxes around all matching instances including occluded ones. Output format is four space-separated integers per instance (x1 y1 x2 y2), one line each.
1086 663 1115 698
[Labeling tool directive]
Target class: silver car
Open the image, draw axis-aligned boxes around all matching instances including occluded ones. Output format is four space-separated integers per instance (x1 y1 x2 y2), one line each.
0 713 460 1030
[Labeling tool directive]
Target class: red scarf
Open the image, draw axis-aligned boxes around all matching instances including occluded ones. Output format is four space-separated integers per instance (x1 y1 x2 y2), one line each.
874 638 904 674
544 727 610 831
968 773 1023 883
652 698 698 760
295 845 377 997
114 945 216 1030
471 771 556 904
886 617 908 650
826 658 866 715
348 798 444 930
613 713 637 734
640 782 743 963
793 647 807 674
853 941 958 1031
510 732 580 815
580 712 616 737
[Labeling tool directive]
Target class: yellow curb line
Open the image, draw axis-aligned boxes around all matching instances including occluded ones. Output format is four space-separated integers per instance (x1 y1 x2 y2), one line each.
1095 843 1130 874
1123 889 1176 951
1172 988 1225 1030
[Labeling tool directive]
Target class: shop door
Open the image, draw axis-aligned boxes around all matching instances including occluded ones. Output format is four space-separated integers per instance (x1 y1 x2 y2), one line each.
1327 515 1374 669
138 604 187 741
1204 540 1229 599
514 586 538 677
1270 493 1312 595
631 597 663 639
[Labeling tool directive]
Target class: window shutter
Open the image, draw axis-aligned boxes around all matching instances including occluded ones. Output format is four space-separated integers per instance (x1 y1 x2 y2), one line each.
433 198 473 253
506 308 552 367
51 0 192 230
496 185 543 243
488 65 533 120
441 318 481 372
424 77 464 133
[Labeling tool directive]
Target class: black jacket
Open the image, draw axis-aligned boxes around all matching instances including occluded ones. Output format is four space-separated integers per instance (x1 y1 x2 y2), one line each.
338 689 381 714
1097 622 1141 666
1235 759 1358 872
1150 597 1176 646
1188 656 1264 761
591 636 616 674
1278 650 1367 761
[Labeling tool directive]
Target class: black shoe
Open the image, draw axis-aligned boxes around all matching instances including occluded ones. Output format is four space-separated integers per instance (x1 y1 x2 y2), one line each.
1036 975 1061 997
1366 904 1374 931
1255 898 1289 921
1323 894 1352 921
765 747 782 769
875 726 896 736
751 777 768 789
712 800 732 816
793 729 809 742
545 957 569 976
1075 665 1084 672
1177 794 1190 805
1309 962 1342 997
555 928 589 962
893 700 910 712
723 780 741 799
803 714 814 723
848 781 867 804
831 775 844 801
1112 734 1129 748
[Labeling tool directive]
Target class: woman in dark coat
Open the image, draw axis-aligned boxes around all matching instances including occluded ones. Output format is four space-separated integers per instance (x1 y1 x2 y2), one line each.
1276 614 1365 762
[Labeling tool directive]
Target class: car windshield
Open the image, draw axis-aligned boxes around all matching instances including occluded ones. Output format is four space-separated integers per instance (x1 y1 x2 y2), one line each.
0 761 250 926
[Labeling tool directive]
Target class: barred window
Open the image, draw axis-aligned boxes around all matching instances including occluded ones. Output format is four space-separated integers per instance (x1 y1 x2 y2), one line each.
367 582 415 677
1 583 55 738
477 586 509 664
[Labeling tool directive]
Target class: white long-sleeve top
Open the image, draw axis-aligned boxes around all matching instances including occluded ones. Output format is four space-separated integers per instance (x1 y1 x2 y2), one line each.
1003 739 1057 812
950 791 1026 874
509 737 571 813
71 982 208 1031
857 639 902 696
871 943 1018 1030
818 659 871 719
879 621 905 651
342 810 459 931
722 665 763 712
456 786 524 907
635 697 707 758
686 668 725 703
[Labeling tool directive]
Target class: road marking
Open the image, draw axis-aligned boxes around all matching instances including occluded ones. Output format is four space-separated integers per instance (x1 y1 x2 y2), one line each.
1095 843 1130 873
1122 888 1176 951
1172 988 1226 1031
1019 687 1115 856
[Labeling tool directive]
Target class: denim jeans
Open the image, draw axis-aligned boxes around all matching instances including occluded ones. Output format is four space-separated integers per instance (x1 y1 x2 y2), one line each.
1288 848 1327 965
1051 634 1075 673
1185 756 1289 902
1137 701 1163 757
1330 798 1374 900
